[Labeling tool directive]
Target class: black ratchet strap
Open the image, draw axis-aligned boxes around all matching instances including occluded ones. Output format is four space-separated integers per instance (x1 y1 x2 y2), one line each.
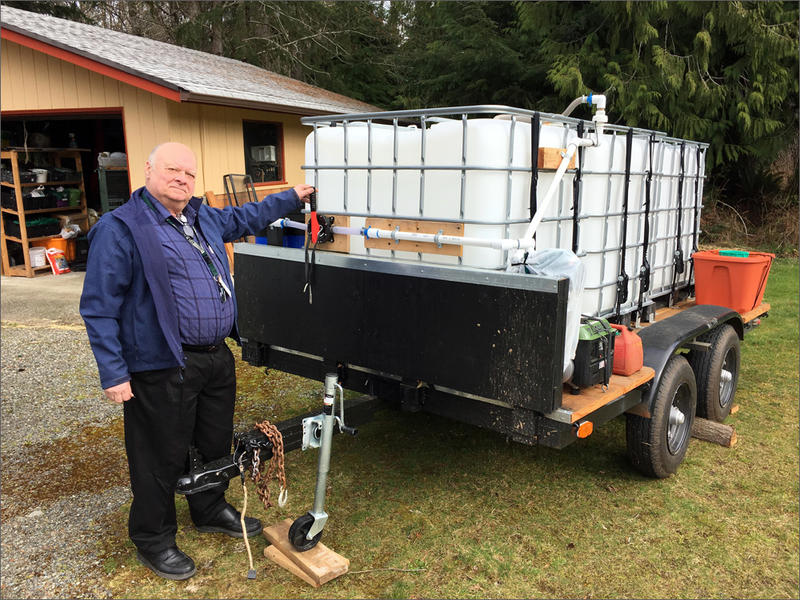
637 133 655 318
615 129 633 317
670 142 686 304
303 192 334 304
571 121 585 254
688 145 703 285
530 112 541 238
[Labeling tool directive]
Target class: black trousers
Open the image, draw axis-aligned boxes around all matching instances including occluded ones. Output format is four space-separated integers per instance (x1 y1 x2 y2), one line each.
124 344 236 553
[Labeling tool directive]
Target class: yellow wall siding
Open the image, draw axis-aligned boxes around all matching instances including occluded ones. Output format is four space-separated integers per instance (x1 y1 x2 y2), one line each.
1 39 312 199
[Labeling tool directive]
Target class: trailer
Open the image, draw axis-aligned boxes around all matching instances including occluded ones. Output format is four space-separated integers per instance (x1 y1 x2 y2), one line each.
180 103 773 550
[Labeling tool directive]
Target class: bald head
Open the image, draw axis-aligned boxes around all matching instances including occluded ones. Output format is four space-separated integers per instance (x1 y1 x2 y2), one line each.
144 142 198 216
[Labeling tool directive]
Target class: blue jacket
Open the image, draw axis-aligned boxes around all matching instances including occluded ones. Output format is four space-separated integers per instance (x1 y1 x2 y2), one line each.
80 186 301 389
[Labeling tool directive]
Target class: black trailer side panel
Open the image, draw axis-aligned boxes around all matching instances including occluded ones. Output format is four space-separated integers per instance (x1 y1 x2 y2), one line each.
235 245 569 414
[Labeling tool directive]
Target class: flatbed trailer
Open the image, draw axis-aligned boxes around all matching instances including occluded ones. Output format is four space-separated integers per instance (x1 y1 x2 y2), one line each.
180 103 773 551
233 244 769 478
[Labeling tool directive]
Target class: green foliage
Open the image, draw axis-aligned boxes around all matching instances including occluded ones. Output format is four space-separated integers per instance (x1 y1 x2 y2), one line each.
516 1 799 172
27 0 799 224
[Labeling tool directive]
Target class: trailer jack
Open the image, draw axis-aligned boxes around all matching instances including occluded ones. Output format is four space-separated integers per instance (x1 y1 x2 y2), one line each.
289 373 357 551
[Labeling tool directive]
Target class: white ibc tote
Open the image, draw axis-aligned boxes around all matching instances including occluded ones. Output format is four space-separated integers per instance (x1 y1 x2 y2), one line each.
301 104 707 319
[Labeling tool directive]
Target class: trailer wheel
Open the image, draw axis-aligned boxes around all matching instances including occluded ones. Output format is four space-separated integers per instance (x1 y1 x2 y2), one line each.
689 324 740 422
288 513 322 551
626 355 697 478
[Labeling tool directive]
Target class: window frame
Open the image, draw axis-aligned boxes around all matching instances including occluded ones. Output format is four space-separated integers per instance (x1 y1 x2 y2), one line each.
242 119 287 188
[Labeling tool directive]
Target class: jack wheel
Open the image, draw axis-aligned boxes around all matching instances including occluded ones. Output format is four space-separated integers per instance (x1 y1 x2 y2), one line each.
289 513 322 551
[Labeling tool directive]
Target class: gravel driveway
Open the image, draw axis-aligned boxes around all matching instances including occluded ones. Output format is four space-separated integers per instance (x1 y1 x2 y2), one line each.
1 272 128 599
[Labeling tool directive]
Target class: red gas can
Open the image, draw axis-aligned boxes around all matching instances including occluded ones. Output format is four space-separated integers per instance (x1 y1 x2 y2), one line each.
610 324 643 376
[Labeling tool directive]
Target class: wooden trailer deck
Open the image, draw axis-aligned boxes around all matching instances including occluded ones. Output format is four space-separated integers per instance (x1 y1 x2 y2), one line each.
555 301 770 424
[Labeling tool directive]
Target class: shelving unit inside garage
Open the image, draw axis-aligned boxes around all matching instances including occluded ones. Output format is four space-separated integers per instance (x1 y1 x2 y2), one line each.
0 148 89 277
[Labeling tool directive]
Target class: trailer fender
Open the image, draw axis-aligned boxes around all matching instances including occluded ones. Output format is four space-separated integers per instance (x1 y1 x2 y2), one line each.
637 304 743 410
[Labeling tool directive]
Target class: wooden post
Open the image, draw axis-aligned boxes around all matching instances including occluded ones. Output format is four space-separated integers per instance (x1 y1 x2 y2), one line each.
691 417 737 447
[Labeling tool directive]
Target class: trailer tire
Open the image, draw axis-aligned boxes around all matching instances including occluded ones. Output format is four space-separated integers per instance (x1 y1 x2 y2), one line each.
688 324 740 422
289 513 322 551
626 355 697 478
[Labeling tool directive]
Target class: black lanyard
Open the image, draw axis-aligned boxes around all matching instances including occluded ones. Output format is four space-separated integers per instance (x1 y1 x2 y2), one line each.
142 194 231 302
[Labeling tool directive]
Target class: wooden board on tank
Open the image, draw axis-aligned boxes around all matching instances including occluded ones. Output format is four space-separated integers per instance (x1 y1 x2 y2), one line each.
364 218 463 256
538 147 576 170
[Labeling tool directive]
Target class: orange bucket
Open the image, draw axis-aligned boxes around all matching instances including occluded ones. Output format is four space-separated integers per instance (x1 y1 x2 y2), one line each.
31 236 76 261
692 250 774 314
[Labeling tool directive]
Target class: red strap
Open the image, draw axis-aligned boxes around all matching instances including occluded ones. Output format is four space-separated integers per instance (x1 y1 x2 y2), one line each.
310 211 320 245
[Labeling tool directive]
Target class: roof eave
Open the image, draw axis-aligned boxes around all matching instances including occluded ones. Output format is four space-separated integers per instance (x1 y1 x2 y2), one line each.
0 24 183 102
182 92 373 118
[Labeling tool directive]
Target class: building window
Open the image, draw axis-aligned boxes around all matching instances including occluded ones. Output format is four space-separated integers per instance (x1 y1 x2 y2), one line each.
242 121 283 184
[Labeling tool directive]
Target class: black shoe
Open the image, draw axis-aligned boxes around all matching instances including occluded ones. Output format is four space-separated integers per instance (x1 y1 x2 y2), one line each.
136 546 196 580
195 504 263 538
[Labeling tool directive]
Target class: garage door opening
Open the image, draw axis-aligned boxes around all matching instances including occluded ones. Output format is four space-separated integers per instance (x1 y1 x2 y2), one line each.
1 111 128 214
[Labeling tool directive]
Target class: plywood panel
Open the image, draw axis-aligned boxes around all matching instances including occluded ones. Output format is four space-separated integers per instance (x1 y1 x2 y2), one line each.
59 62 80 108
46 53 66 108
102 76 121 106
73 64 92 107
560 367 655 422
17 46 38 107
364 218 463 256
33 51 53 108
88 71 107 106
0 40 18 110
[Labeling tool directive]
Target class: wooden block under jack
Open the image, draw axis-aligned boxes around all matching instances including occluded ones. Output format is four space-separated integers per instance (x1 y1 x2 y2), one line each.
265 545 319 587
262 518 349 586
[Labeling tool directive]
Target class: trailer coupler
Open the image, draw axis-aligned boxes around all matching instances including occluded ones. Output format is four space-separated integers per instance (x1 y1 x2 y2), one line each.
175 429 274 496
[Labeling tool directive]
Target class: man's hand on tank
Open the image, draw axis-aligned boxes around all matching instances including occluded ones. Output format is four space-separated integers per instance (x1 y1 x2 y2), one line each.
292 184 316 201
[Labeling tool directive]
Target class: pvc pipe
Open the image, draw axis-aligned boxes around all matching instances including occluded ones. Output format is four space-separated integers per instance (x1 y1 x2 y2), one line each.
562 95 588 117
363 226 535 251
269 218 534 251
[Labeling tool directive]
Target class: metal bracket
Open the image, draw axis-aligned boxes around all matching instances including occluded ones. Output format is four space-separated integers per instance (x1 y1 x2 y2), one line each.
301 414 325 450
684 340 712 352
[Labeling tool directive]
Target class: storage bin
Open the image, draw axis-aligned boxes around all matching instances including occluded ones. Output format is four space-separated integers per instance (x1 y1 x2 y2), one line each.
49 167 78 182
31 168 48 183
28 246 46 267
31 235 76 261
1 168 36 184
692 249 774 314
4 216 60 239
66 188 81 206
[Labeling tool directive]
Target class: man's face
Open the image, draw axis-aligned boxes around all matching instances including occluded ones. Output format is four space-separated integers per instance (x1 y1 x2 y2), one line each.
144 143 197 207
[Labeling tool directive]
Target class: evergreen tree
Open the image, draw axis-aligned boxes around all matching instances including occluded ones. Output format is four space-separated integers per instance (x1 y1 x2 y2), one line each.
516 1 799 171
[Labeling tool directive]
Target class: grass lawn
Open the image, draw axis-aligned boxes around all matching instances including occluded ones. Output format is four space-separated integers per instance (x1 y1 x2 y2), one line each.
102 258 799 599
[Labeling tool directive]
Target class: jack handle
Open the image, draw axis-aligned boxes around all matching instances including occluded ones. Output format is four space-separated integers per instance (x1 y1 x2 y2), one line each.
333 382 358 436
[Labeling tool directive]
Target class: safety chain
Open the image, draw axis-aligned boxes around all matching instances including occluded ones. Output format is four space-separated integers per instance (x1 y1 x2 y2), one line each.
251 420 287 511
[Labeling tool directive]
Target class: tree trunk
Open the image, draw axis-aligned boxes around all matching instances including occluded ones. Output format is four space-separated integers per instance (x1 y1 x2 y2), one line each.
691 417 737 447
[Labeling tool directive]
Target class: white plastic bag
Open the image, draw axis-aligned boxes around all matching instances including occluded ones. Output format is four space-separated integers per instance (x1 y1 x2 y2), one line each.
60 224 81 239
508 248 586 380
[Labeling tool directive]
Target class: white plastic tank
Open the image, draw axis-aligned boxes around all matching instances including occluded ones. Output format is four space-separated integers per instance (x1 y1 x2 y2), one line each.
303 110 706 318
305 122 421 258
422 118 579 269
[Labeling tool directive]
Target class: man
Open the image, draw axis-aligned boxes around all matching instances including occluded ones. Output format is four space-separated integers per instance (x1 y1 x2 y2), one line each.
80 142 314 580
